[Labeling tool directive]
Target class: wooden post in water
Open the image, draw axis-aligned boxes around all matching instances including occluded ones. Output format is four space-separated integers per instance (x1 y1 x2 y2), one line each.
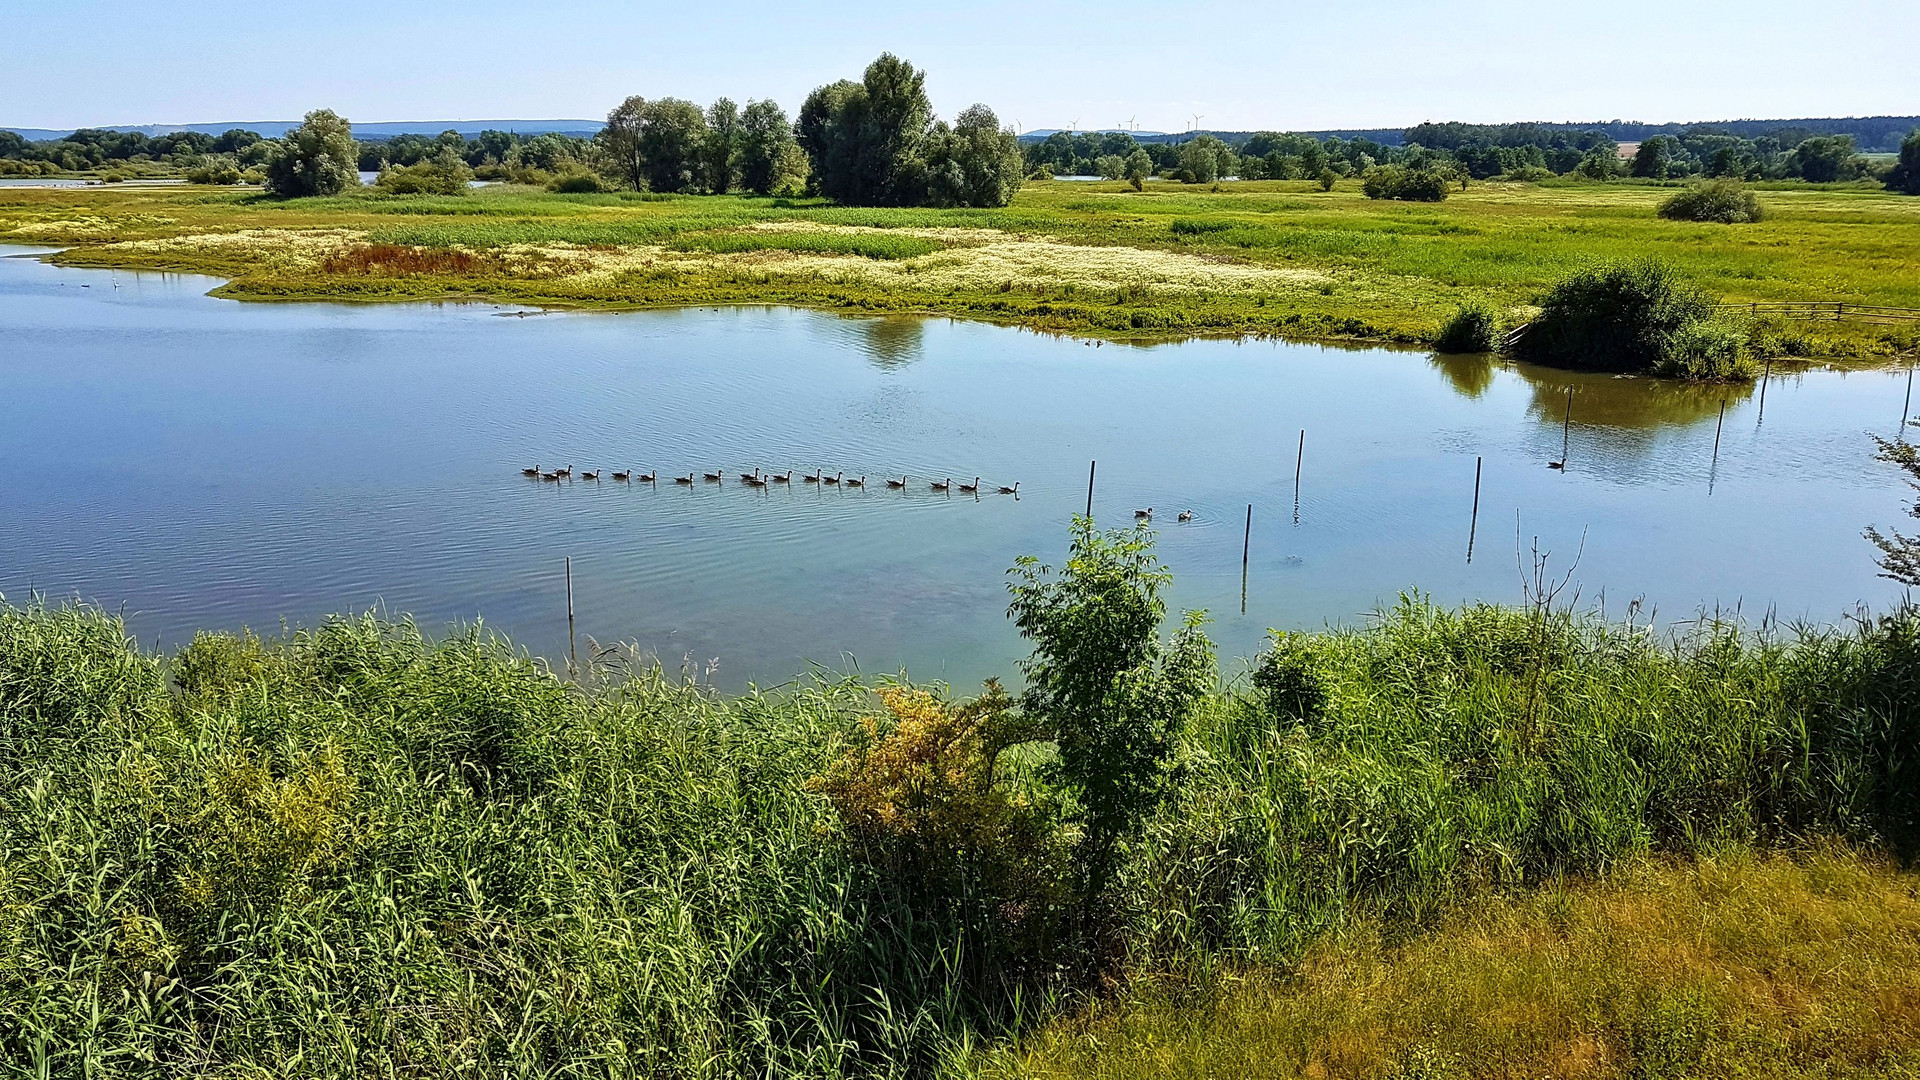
1902 364 1915 441
1242 504 1252 614
1560 386 1573 469
1293 429 1305 523
1709 399 1727 495
1085 459 1096 520
1757 356 1773 421
1467 456 1482 564
565 556 576 676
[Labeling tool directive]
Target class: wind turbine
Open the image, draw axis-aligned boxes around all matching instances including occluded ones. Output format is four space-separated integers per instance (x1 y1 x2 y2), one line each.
1191 114 1204 133
1069 118 1080 134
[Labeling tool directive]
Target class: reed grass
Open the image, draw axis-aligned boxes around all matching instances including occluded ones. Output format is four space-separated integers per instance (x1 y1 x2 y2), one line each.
3 595 1919 1076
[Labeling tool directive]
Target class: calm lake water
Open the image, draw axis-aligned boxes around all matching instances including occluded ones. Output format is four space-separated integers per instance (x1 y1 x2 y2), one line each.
2 245 1912 688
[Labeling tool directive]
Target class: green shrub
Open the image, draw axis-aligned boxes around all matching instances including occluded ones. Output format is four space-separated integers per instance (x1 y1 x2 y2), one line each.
1658 179 1764 224
1362 166 1449 202
1888 129 1920 196
374 153 473 196
1170 218 1233 236
1317 168 1338 192
185 160 243 185
546 169 604 194
1249 631 1328 726
1434 303 1499 353
1501 165 1554 183
1008 521 1215 906
1510 260 1722 374
1655 316 1756 379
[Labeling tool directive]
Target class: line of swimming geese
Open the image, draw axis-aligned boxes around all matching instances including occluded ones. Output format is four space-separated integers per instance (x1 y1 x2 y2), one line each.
520 465 1020 495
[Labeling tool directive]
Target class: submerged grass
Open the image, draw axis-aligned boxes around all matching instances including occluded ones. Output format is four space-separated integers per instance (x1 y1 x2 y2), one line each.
4 179 1917 355
3 594 1919 1075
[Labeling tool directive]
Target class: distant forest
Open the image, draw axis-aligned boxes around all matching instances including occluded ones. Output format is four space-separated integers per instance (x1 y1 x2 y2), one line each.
4 111 1915 191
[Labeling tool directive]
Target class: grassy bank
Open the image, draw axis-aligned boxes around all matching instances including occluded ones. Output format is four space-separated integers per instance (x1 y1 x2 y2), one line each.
3 178 1918 356
4 585 1919 1076
994 850 1920 1079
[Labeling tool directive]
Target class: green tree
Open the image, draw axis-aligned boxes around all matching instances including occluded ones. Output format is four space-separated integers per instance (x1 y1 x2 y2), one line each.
1631 136 1675 179
1177 135 1225 183
1007 520 1214 905
1787 136 1862 183
736 99 794 195
1124 149 1153 190
921 104 1024 208
635 98 709 193
704 98 740 194
1095 154 1125 180
263 109 359 198
771 142 810 197
598 96 648 190
1889 130 1920 195
797 53 933 205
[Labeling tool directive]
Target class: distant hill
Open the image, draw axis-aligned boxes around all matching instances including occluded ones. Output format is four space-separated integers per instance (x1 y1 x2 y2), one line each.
3 120 604 142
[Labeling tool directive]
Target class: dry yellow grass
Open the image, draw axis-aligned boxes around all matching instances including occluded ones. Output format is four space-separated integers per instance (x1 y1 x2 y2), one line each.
991 849 1920 1079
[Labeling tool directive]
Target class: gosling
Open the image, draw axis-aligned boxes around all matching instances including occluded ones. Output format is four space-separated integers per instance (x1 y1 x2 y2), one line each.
1177 510 1193 522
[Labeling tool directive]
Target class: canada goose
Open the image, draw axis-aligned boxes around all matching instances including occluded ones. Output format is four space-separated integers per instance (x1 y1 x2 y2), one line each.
581 469 601 481
931 477 951 491
846 475 866 487
1135 507 1153 519
746 473 769 487
1547 460 1566 471
521 465 541 477
674 473 695 484
555 465 572 477
823 472 842 485
804 469 822 483
958 477 980 493
772 470 793 483
997 482 1019 495
540 471 562 482
637 471 657 483
611 469 631 481
703 469 723 482
1177 510 1193 522
886 476 907 489
739 468 761 482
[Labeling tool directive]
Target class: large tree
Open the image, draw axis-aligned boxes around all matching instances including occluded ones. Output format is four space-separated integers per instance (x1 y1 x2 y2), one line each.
797 53 933 206
704 98 740 194
921 104 1024 208
736 99 795 196
1886 130 1920 196
599 96 648 191
635 98 708 193
262 109 359 197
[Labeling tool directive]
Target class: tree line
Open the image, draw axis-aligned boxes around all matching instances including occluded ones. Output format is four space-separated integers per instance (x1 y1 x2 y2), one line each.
1021 124 1918 190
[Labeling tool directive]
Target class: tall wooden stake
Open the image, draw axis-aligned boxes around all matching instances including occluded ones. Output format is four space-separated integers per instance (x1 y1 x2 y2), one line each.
1710 399 1726 494
1560 386 1573 468
1293 429 1305 524
1241 503 1252 614
1085 459 1096 520
1757 356 1772 421
1903 363 1915 441
565 556 577 676
1467 456 1482 564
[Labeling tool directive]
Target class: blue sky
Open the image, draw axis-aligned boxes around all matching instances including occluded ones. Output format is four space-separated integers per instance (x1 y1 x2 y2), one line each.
6 0 1913 131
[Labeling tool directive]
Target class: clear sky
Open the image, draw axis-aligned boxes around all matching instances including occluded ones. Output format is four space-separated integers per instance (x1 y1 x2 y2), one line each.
5 0 1913 132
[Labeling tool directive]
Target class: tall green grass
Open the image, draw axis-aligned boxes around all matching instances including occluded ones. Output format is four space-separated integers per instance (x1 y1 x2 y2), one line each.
3 595 1918 1075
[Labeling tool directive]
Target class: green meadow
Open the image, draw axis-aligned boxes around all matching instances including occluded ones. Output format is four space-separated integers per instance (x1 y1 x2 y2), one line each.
5 177 1918 355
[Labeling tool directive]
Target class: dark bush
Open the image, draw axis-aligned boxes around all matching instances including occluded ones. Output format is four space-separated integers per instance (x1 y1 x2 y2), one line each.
1362 165 1449 202
1889 130 1920 196
1250 631 1327 727
546 169 605 194
1435 303 1499 353
1658 179 1764 224
1510 261 1725 374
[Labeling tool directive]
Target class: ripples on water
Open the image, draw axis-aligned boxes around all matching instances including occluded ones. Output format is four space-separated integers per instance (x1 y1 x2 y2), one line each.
1 246 1910 687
